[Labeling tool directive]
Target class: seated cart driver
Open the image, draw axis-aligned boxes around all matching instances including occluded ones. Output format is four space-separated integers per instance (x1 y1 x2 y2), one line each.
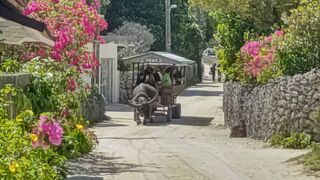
161 67 172 87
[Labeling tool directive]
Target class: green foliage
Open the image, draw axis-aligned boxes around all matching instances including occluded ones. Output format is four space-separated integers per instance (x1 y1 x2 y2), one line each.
22 58 97 159
58 127 97 159
0 84 31 119
0 119 66 179
255 64 282 85
189 0 299 30
303 144 320 171
107 0 206 79
209 12 255 81
277 0 320 76
269 132 314 149
106 0 165 51
23 59 89 116
0 58 22 73
0 87 66 179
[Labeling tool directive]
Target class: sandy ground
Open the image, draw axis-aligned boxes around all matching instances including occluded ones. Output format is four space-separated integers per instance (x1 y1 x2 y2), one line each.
67 77 318 180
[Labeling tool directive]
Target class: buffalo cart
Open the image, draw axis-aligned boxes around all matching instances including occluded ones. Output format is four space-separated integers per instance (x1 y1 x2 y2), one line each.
130 62 186 123
122 51 196 124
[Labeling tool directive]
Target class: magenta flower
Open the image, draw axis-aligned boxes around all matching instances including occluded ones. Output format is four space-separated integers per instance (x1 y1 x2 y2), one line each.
31 116 64 148
49 122 64 145
61 108 70 117
66 78 77 92
22 1 41 15
51 51 62 61
264 36 273 43
241 41 261 57
274 30 284 36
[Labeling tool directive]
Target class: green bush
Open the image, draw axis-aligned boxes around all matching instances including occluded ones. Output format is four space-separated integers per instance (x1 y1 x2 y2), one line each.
277 0 320 76
0 81 98 179
303 144 320 171
269 132 314 149
0 58 22 73
22 59 98 159
58 127 97 159
0 112 66 179
209 12 255 81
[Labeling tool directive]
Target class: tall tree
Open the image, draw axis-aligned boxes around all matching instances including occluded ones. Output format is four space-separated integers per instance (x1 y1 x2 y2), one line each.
189 0 300 29
108 21 155 54
106 0 207 79
106 0 165 51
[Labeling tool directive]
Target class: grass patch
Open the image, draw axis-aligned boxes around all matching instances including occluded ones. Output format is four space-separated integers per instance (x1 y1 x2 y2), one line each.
269 132 314 149
302 144 320 171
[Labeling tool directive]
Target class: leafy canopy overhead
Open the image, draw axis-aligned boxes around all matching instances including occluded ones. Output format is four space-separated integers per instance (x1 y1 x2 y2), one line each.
189 0 300 29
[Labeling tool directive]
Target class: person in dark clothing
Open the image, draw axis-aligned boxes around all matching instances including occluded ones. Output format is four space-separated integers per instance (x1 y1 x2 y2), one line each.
210 64 216 82
135 72 146 86
154 70 161 84
173 70 182 85
144 66 160 88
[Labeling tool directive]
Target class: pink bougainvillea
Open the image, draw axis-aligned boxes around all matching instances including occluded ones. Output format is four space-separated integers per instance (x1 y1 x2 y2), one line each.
23 0 108 70
241 41 261 57
66 78 77 92
31 115 64 148
241 30 284 78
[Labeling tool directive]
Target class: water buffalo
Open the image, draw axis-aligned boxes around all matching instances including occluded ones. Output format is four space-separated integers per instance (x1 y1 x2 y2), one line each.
128 83 158 125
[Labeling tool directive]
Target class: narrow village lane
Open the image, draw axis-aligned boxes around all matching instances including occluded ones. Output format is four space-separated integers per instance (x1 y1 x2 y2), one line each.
68 79 316 180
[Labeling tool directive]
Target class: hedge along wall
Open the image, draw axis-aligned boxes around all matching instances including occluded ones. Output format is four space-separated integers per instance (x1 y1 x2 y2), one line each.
223 69 320 141
0 73 31 89
0 73 31 118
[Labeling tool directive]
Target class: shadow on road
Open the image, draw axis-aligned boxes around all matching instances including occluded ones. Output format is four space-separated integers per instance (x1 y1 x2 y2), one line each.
107 104 132 112
193 84 220 88
180 89 223 97
94 120 129 127
147 116 214 127
67 152 158 177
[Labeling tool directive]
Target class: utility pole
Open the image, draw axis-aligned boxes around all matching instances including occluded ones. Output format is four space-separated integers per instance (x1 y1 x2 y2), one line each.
165 0 177 52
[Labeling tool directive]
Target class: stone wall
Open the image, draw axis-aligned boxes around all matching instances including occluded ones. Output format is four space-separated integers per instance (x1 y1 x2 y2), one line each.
119 71 133 103
0 73 31 118
224 69 320 141
82 93 108 123
0 73 31 89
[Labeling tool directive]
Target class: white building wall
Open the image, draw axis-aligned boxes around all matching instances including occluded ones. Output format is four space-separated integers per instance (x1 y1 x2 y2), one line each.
100 42 119 103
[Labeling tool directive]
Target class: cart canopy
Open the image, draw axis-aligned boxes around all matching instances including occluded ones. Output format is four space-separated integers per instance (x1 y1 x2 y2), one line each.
122 51 196 66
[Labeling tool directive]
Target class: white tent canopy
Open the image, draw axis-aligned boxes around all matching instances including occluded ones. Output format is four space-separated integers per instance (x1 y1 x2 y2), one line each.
0 17 54 46
122 51 196 66
0 0 54 46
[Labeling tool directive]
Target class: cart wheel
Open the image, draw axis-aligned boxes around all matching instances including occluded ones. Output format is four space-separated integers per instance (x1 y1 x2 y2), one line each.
134 109 138 121
167 107 172 122
172 103 181 119
142 119 147 125
171 105 176 118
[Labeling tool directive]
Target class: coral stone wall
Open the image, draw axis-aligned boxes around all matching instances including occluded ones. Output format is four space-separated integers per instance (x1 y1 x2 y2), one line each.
119 71 133 103
0 73 31 89
224 69 320 141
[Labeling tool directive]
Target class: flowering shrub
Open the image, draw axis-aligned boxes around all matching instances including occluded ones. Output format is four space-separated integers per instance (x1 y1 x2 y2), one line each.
277 0 320 76
23 58 98 158
0 118 66 179
57 121 98 158
0 86 66 179
210 12 255 81
239 30 284 84
31 115 64 148
22 0 108 70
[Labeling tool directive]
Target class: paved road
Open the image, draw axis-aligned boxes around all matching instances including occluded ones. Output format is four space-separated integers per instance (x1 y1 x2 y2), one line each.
68 80 316 180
